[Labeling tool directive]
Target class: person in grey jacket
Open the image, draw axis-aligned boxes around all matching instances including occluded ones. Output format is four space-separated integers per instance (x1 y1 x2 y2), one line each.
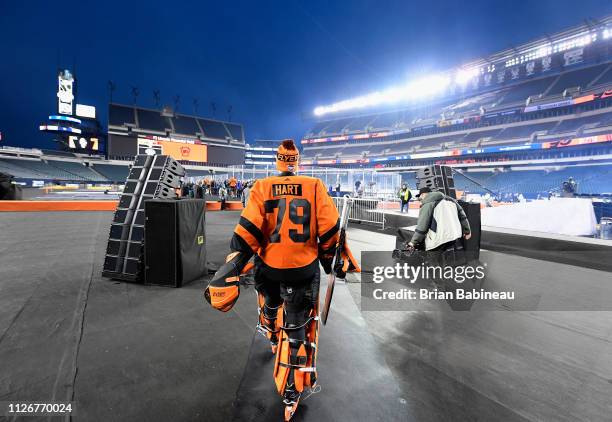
408 187 471 251
241 183 251 207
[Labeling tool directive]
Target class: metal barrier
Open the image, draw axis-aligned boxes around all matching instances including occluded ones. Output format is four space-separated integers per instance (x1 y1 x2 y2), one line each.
333 197 385 230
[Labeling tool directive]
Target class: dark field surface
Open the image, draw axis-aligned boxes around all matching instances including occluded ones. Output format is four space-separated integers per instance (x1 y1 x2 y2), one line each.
0 211 611 421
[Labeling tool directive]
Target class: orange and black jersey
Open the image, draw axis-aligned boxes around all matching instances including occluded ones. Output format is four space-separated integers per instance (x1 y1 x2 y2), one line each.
230 173 340 281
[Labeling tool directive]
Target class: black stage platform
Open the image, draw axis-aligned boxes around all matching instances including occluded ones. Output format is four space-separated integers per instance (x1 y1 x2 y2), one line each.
1 211 611 421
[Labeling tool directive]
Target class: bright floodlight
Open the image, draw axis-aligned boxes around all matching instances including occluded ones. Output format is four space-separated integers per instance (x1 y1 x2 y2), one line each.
313 74 451 116
455 68 479 85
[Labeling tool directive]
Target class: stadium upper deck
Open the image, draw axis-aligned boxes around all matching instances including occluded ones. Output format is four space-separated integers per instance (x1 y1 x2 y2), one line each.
107 104 245 166
0 146 238 184
302 17 612 168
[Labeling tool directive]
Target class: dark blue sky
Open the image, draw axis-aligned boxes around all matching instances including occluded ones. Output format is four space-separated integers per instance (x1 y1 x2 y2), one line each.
1 0 610 149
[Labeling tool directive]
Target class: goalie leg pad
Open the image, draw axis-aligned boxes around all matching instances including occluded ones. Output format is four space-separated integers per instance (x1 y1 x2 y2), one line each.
273 276 320 397
256 292 281 343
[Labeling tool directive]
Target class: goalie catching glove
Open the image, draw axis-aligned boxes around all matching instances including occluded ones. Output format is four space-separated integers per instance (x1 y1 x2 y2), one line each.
204 250 252 312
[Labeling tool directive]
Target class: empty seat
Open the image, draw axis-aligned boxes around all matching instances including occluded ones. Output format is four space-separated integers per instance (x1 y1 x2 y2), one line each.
547 64 609 96
93 164 130 183
137 109 170 132
172 115 201 135
109 105 136 126
199 119 229 139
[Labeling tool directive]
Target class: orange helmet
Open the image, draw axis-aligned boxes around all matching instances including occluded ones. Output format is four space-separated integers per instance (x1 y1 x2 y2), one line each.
276 139 299 173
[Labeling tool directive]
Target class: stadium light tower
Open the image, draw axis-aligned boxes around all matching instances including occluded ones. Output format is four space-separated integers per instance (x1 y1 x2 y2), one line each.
108 80 116 103
131 86 139 105
153 89 161 107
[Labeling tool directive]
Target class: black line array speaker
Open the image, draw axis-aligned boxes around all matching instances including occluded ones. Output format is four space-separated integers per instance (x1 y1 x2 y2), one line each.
102 154 185 282
458 200 481 261
0 172 22 200
144 199 207 287
416 165 456 199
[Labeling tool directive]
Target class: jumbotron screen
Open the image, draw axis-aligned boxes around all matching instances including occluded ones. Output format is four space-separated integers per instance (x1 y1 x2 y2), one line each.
137 138 207 162
107 134 244 164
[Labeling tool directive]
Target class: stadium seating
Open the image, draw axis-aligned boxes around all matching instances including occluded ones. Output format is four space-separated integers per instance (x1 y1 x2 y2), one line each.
546 63 609 95
497 75 557 105
593 65 612 87
322 118 353 134
551 112 612 133
0 158 49 179
108 104 245 147
304 59 612 165
109 104 136 126
0 157 90 181
40 149 76 158
463 128 503 143
496 122 557 140
198 119 229 139
46 160 108 181
453 165 612 196
369 110 405 130
226 123 245 141
92 163 130 182
137 109 170 132
345 115 376 131
307 120 331 136
172 115 201 135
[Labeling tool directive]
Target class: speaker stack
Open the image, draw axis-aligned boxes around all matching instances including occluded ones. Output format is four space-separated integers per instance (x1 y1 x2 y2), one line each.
0 172 22 200
458 200 481 261
144 199 207 287
102 154 185 282
416 165 456 199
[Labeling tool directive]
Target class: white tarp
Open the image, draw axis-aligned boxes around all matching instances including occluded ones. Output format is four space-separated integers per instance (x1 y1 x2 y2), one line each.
482 198 597 236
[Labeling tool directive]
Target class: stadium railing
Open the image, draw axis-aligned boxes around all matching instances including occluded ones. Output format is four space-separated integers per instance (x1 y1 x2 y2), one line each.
333 196 385 229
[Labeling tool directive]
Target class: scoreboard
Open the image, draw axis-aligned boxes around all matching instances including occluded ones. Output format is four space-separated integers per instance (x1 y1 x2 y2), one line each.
107 133 244 165
68 135 100 151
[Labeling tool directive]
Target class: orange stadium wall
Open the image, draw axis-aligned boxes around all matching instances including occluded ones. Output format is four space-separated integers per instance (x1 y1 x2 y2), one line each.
0 200 242 212
0 201 119 212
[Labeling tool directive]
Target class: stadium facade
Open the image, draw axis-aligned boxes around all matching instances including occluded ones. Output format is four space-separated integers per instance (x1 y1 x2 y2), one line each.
301 17 612 197
107 103 245 166
245 139 283 167
3 16 612 200
0 98 248 186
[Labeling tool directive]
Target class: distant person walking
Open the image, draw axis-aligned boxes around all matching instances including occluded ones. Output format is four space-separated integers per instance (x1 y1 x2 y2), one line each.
219 186 228 209
229 176 237 197
195 182 204 199
398 184 412 213
241 183 251 207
